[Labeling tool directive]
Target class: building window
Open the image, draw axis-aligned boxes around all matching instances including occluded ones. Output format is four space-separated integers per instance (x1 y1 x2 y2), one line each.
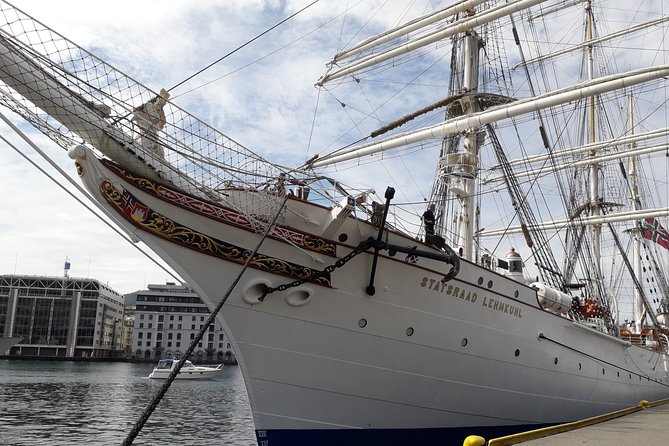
178 316 182 321
147 332 152 339
138 341 142 346
149 315 153 320
148 323 152 329
168 333 173 340
190 333 195 340
158 315 164 322
178 324 182 329
170 315 174 321
157 333 162 340
140 314 145 320
158 324 163 330
200 316 204 322
146 341 151 347
176 333 181 340
191 324 195 330
169 324 173 329
167 342 172 347
139 323 144 328
219 334 224 341
138 332 143 339
176 342 180 347
192 316 196 321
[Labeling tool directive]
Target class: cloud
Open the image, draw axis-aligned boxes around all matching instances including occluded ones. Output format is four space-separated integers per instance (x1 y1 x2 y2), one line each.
0 0 667 325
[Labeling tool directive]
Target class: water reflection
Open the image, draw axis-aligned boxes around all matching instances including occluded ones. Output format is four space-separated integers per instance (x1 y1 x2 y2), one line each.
0 360 255 445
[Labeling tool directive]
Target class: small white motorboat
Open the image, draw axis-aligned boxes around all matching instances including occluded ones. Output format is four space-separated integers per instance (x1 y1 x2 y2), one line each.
148 358 223 380
0 336 21 355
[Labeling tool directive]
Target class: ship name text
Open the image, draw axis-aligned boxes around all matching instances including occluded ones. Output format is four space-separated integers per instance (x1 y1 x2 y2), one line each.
420 277 477 303
420 276 522 318
481 296 522 318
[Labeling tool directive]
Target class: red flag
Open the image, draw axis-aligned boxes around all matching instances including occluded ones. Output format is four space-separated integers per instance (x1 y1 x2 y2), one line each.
642 217 669 250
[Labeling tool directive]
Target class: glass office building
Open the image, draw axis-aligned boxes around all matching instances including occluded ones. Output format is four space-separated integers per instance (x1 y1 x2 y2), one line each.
0 275 124 358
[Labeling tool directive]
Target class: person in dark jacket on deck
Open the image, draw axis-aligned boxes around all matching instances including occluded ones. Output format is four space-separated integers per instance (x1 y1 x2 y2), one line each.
422 203 436 237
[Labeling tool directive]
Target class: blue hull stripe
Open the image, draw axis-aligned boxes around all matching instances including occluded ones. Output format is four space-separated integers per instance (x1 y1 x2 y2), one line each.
255 423 553 446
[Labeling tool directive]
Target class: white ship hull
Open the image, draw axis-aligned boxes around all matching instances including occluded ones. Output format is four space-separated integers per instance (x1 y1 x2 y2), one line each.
1 2 668 445
73 150 669 445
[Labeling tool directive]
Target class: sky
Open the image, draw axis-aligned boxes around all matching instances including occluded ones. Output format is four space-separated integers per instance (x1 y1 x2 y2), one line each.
0 0 666 319
0 0 448 294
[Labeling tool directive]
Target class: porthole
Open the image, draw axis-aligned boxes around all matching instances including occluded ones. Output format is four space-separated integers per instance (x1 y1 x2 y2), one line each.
514 349 520 357
406 327 414 336
358 318 367 328
477 277 484 285
554 357 558 365
629 374 632 379
578 363 582 370
487 280 493 288
514 290 519 298
461 338 468 347
338 233 348 242
602 368 605 375
617 371 620 378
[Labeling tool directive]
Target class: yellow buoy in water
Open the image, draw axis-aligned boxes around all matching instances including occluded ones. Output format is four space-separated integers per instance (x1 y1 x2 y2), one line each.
463 435 486 446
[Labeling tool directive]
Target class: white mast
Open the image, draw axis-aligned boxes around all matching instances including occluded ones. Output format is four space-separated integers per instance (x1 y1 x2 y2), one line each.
587 2 603 286
628 93 645 332
455 21 482 260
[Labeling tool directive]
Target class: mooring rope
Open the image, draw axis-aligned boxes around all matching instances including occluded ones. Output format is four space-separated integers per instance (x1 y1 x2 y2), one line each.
121 195 289 445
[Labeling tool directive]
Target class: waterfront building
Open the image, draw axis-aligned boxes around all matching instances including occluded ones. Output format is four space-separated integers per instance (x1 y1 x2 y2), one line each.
120 306 135 357
127 282 236 363
0 274 124 358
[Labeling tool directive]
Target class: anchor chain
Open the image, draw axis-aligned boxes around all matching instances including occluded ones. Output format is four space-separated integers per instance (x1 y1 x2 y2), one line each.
259 241 371 301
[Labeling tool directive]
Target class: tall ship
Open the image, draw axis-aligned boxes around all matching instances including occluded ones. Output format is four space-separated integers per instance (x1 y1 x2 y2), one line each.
1 1 669 444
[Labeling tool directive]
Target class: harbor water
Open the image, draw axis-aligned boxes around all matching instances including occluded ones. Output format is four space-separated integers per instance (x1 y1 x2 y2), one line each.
0 360 256 445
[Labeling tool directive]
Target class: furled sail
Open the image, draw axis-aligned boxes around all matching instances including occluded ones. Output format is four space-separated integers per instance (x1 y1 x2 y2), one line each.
309 66 669 168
